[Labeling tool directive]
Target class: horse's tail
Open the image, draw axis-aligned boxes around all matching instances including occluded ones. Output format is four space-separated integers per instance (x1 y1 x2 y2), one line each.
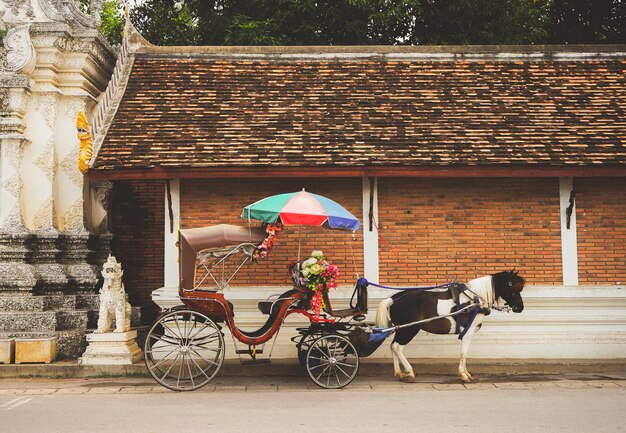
375 297 394 329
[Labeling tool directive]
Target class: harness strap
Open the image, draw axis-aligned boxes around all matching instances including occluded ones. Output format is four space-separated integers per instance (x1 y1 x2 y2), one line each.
357 278 456 292
458 298 481 340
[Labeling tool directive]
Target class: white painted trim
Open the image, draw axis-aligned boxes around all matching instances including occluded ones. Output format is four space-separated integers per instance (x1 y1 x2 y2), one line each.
362 176 379 282
164 179 180 288
152 284 626 359
559 177 579 286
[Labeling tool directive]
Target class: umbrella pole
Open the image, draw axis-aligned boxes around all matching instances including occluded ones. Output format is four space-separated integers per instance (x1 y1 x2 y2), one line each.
349 231 360 279
297 226 302 261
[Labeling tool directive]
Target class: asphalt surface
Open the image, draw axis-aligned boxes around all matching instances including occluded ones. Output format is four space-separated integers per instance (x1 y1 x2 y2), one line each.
1 373 626 433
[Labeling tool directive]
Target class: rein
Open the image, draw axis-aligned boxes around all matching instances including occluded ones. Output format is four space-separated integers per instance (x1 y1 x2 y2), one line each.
357 278 457 292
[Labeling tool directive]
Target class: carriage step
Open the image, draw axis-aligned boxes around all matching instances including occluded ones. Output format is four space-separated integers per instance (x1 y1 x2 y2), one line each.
235 349 264 355
241 358 271 366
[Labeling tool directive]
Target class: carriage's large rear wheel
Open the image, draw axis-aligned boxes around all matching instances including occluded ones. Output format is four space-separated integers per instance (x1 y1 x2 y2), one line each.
145 310 224 391
306 334 359 389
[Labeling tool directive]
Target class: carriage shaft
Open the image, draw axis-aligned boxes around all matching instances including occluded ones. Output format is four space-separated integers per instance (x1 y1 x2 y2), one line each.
377 303 480 334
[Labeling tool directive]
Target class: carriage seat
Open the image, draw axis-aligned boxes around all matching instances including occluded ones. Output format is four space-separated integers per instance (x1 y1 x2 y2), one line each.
258 289 300 315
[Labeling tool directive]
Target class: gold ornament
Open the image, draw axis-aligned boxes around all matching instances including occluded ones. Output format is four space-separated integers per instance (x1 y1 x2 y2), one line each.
77 112 92 174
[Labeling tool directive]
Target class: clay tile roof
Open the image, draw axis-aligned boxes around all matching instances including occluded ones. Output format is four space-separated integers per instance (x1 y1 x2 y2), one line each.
93 48 626 173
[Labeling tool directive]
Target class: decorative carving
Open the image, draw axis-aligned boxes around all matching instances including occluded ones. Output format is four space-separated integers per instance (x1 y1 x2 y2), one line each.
91 16 150 163
62 199 85 234
90 180 112 234
2 24 36 74
1 0 35 19
39 0 103 28
60 147 82 186
33 148 56 181
32 196 55 232
94 255 132 333
76 111 92 174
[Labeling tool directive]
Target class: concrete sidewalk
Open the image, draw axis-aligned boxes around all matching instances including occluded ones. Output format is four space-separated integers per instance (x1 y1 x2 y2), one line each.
2 358 626 378
1 369 625 394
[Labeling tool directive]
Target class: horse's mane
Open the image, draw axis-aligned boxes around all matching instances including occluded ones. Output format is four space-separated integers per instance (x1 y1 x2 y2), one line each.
465 275 495 307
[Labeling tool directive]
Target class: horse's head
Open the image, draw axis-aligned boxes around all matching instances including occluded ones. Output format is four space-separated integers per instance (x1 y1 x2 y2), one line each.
494 270 525 313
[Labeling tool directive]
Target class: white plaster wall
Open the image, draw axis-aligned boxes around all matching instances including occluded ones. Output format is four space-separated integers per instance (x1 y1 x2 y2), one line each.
53 95 89 234
21 91 57 232
153 284 626 360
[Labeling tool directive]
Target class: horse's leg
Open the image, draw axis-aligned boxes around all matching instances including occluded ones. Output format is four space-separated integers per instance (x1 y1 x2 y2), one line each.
392 342 415 383
391 328 419 382
458 313 485 383
390 342 401 378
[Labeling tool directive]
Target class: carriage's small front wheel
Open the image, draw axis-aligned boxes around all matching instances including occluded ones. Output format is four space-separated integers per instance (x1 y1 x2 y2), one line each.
145 310 224 391
306 334 359 389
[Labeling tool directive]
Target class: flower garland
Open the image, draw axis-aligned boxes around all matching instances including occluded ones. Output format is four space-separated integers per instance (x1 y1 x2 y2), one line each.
289 250 340 318
252 223 284 262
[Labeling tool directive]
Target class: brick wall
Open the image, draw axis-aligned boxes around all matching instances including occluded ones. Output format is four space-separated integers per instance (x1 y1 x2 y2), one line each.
377 178 562 285
109 180 164 306
111 176 625 304
577 178 626 284
181 178 365 288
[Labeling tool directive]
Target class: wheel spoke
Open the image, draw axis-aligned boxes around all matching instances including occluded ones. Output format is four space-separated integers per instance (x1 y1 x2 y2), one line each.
185 355 195 388
146 347 180 354
333 367 342 386
334 360 357 369
189 346 221 368
148 347 179 370
314 363 331 382
187 321 211 342
308 362 329 371
160 353 181 381
176 354 185 387
189 334 221 348
173 315 185 342
145 310 224 391
189 355 212 381
307 355 328 362
334 363 353 379
149 333 180 345
305 335 359 389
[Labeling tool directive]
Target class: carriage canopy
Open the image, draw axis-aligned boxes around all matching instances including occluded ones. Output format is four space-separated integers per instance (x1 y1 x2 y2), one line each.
178 224 265 290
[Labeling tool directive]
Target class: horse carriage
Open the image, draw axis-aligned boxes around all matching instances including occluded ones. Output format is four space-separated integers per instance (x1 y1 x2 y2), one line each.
144 191 525 391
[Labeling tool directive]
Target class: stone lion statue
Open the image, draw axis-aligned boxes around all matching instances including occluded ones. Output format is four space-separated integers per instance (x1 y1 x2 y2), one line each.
94 255 132 334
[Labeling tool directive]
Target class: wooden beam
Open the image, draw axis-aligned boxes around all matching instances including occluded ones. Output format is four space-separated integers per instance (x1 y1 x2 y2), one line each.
86 165 626 181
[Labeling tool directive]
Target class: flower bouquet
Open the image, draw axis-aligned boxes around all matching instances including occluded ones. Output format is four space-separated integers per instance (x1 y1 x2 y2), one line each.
252 223 284 262
289 251 340 318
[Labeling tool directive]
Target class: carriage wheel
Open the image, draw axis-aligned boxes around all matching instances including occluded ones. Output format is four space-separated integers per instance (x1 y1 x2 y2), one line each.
305 334 359 389
144 310 224 391
296 332 318 370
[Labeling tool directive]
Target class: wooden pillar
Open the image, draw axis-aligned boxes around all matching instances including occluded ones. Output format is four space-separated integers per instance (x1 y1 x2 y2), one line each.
362 176 379 282
164 179 180 288
559 177 578 286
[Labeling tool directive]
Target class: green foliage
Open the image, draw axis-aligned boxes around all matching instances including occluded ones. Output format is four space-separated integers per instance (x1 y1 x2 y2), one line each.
85 0 626 46
100 0 125 45
548 0 626 43
74 0 124 46
414 0 552 45
224 15 282 45
131 0 200 45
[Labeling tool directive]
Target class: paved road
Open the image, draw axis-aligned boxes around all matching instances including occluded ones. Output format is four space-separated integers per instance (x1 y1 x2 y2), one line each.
1 375 626 433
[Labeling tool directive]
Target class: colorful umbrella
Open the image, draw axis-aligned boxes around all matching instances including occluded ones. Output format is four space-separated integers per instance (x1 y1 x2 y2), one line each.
242 190 360 231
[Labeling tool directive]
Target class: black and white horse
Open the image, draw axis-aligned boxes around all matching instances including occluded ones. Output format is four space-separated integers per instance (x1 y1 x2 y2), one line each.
375 271 525 383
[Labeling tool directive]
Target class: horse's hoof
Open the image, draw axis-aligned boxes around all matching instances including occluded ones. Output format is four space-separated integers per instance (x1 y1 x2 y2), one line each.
400 375 415 383
459 373 473 383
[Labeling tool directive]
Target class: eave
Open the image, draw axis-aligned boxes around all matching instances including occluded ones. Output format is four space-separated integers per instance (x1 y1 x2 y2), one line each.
86 165 626 181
